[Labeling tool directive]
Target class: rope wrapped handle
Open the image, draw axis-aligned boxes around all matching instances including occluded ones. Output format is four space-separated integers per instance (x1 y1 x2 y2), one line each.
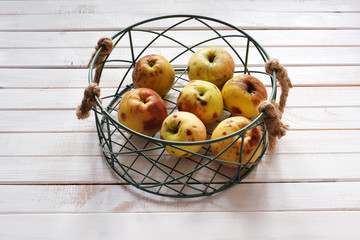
258 58 293 152
76 37 113 120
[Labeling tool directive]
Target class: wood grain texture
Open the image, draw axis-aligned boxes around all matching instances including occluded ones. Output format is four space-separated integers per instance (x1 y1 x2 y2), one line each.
0 182 360 213
1 212 359 240
2 30 360 48
1 47 360 68
1 9 360 31
1 0 360 14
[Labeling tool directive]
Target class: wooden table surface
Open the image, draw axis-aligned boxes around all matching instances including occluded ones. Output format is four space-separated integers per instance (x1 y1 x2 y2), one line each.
1 0 360 239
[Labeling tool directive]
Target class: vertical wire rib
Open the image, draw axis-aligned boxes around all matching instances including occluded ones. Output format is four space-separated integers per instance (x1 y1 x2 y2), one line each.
244 38 250 75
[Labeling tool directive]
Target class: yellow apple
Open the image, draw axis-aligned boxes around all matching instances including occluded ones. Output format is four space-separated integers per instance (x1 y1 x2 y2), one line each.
117 88 168 136
187 46 235 89
132 54 175 97
177 80 223 125
210 116 263 168
160 111 207 158
222 74 267 118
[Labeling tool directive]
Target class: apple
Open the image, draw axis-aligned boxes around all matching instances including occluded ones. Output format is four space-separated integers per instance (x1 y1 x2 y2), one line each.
177 80 223 125
132 54 175 97
160 111 207 158
187 46 235 89
210 116 263 168
117 88 167 136
222 74 267 118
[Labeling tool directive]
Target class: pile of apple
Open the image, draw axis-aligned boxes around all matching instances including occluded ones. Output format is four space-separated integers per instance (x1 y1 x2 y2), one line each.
117 47 268 168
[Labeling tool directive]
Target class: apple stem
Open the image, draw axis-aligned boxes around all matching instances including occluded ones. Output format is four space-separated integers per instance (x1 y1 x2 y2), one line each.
169 120 182 134
208 54 215 63
170 120 181 134
176 120 181 130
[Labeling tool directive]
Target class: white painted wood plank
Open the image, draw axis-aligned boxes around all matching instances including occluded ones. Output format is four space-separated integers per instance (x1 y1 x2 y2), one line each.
0 182 359 212
0 156 115 184
1 0 360 14
0 130 359 156
252 153 360 182
1 30 360 48
0 69 91 88
0 110 95 132
0 12 359 31
283 107 360 130
1 152 359 184
0 212 359 240
0 132 102 156
1 66 359 88
1 47 360 68
1 87 359 110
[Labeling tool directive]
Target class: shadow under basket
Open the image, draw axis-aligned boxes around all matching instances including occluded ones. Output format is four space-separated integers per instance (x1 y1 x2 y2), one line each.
88 15 277 198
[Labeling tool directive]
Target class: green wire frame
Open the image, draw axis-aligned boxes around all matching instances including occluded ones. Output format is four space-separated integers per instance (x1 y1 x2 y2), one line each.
88 15 277 198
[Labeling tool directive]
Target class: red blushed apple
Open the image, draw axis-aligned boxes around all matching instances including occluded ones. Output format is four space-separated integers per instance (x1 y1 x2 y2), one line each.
132 54 175 97
117 88 168 136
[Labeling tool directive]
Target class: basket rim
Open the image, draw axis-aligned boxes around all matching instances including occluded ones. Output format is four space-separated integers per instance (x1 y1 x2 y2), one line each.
88 14 277 146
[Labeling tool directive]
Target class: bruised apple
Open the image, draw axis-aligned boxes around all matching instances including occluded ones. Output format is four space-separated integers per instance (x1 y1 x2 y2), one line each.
210 116 263 168
117 88 167 136
160 111 207 158
222 74 267 118
132 54 175 97
177 80 223 125
187 47 235 89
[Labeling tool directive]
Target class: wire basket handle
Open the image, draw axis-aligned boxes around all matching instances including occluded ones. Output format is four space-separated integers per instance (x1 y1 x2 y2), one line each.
258 58 293 152
76 37 113 120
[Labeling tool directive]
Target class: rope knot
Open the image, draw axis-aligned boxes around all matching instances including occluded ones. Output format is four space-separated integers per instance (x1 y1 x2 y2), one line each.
76 83 102 120
259 58 292 152
96 37 113 55
87 37 113 83
258 100 289 152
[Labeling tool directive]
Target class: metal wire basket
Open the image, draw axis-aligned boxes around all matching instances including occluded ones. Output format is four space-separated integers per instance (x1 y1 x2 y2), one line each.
88 15 277 198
